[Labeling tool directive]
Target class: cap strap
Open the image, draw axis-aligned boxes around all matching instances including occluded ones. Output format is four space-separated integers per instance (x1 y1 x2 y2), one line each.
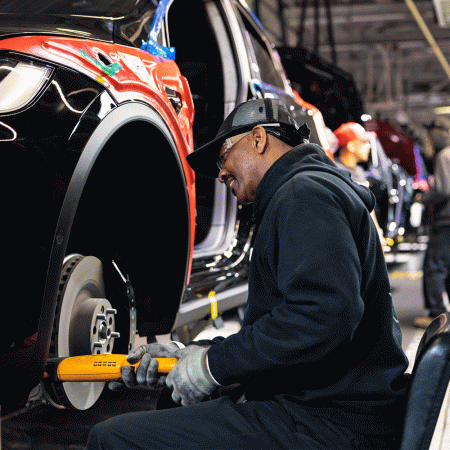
264 98 274 121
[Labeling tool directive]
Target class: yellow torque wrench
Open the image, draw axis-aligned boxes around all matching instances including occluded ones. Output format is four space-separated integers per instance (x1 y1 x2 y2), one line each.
54 354 177 382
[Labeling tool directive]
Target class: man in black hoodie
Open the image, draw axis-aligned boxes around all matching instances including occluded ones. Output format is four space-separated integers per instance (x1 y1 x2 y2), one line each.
87 99 409 449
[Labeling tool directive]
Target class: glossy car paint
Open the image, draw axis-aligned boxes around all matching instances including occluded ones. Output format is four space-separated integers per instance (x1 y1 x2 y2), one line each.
364 136 415 242
1 35 195 200
0 8 197 413
365 118 429 191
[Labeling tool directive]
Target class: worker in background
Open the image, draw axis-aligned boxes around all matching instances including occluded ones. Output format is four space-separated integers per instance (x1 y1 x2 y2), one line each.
333 122 386 249
87 99 409 449
414 120 450 328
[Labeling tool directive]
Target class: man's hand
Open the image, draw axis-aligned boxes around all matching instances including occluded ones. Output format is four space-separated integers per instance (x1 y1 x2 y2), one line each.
166 345 219 406
109 342 183 391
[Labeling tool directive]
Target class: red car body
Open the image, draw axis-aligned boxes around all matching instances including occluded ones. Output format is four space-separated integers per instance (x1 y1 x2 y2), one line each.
3 33 197 259
1 29 198 414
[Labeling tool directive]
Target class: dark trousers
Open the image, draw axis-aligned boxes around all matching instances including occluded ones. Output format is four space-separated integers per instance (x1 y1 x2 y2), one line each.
86 395 400 449
423 226 450 317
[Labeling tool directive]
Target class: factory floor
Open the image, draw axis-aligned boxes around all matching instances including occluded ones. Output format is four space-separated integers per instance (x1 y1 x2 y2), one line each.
1 250 435 450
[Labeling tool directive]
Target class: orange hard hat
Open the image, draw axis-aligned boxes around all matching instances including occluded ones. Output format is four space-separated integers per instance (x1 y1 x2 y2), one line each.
334 122 376 148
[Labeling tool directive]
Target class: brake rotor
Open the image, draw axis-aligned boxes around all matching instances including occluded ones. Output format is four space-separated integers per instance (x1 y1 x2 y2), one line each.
46 255 119 410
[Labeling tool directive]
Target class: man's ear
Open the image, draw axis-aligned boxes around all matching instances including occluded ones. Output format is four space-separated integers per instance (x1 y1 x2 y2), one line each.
346 140 358 154
251 126 268 154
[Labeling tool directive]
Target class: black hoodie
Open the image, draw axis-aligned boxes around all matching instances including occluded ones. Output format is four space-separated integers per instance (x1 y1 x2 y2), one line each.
206 143 409 434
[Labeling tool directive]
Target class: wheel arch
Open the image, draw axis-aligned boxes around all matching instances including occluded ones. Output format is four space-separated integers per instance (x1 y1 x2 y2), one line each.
35 102 191 380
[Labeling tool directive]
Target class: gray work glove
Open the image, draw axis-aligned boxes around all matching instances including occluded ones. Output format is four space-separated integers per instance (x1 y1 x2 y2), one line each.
108 342 183 391
165 345 219 406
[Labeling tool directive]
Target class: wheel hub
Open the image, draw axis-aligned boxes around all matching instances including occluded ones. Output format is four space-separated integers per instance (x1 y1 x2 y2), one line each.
70 297 119 355
46 255 121 410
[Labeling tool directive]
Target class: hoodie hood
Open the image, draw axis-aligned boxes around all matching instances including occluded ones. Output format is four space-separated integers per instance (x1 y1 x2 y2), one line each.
253 143 375 224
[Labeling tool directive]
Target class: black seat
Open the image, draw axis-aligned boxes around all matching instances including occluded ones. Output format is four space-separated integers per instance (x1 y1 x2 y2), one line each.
400 312 450 450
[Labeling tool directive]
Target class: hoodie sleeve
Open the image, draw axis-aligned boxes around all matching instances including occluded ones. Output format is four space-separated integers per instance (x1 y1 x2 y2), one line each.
421 148 450 205
207 193 369 386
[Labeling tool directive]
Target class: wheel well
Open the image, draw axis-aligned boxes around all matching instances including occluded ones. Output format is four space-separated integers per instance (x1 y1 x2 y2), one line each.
67 120 190 337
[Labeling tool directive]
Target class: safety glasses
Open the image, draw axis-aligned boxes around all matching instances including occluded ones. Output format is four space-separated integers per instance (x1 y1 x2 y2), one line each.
216 132 250 171
216 124 283 171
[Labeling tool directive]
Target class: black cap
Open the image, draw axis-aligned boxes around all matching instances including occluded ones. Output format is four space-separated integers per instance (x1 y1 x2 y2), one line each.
186 98 310 178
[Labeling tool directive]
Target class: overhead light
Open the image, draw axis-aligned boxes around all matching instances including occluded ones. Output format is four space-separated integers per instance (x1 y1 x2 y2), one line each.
432 0 450 27
405 0 450 82
434 106 450 114
361 114 372 121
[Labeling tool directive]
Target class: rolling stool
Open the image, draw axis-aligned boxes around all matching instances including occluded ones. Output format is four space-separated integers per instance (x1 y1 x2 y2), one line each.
400 312 450 449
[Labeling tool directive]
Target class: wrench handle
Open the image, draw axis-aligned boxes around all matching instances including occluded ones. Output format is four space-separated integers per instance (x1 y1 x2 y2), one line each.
56 354 177 381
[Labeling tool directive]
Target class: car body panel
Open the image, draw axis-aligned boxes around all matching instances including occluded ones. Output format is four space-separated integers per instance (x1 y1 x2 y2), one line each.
365 118 429 191
0 4 196 413
276 45 365 132
364 136 415 244
0 35 196 272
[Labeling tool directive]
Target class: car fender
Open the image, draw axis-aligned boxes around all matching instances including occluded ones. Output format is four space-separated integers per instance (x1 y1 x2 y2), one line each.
34 100 193 383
